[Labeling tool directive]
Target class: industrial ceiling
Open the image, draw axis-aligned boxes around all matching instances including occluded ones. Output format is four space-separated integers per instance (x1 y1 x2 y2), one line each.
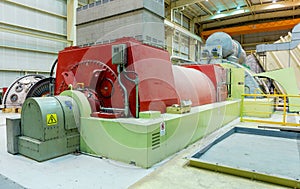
166 0 300 36
78 0 300 51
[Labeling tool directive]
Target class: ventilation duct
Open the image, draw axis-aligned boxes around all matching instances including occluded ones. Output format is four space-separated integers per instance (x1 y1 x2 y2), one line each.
256 23 300 53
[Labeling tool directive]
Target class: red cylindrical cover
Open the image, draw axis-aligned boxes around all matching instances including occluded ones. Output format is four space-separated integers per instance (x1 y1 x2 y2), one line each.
172 65 216 106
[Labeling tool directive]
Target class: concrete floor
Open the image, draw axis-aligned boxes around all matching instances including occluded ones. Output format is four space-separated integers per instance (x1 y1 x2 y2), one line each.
0 112 154 189
0 174 25 189
0 112 292 189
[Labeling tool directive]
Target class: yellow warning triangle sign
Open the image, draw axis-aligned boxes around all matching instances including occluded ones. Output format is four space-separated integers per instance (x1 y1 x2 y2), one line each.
47 114 58 126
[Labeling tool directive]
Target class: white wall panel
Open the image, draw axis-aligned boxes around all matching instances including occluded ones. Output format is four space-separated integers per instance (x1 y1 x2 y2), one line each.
0 0 68 87
0 31 66 52
0 1 67 35
1 48 56 71
12 0 67 16
0 71 22 87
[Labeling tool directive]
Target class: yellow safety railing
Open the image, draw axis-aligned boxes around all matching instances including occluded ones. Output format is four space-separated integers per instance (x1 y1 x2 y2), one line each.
240 93 300 127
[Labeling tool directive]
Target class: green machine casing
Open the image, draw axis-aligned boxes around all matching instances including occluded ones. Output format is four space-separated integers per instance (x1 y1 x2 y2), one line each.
18 96 80 161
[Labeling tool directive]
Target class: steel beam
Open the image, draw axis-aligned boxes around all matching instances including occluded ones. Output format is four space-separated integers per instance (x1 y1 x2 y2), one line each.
171 0 206 9
220 0 229 11
165 19 202 43
200 18 300 39
194 0 300 23
201 9 300 29
197 2 213 15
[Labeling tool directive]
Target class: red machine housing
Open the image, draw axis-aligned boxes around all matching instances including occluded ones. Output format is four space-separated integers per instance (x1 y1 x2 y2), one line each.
183 64 228 102
56 38 218 118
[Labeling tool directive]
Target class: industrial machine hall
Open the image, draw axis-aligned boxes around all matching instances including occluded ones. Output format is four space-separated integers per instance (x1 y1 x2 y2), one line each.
1 0 300 188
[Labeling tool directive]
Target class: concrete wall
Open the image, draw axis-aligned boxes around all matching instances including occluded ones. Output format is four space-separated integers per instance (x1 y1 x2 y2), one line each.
76 0 165 47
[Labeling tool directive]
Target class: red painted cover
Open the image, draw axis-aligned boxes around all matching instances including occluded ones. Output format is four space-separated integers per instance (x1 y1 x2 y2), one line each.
56 38 220 117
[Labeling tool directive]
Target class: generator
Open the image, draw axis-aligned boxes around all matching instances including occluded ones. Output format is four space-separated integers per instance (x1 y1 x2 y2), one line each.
8 38 241 167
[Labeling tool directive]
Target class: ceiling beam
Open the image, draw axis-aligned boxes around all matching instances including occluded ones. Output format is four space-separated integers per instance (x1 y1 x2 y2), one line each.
194 0 300 23
201 8 300 29
200 18 300 39
197 2 213 15
171 0 206 9
232 0 238 6
220 0 229 11
207 0 218 11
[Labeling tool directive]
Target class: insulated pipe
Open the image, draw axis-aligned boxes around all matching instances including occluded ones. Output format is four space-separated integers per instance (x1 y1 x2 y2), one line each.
117 65 129 117
256 23 300 53
123 69 139 118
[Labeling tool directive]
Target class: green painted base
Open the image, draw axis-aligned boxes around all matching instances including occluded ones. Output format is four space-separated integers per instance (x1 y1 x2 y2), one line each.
18 134 79 162
71 92 240 168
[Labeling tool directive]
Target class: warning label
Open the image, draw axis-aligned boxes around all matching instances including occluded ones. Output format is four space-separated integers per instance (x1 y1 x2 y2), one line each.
47 114 58 126
160 122 166 136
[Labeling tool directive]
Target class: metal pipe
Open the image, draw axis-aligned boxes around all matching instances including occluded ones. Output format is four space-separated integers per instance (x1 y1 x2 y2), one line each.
123 69 139 118
117 65 129 117
100 107 125 112
135 81 139 118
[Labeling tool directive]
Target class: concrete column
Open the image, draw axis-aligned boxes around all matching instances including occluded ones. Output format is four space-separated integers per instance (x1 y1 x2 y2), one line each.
189 20 196 61
67 0 78 45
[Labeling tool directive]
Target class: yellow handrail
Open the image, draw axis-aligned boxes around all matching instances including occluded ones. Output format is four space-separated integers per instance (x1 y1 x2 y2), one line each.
240 93 300 127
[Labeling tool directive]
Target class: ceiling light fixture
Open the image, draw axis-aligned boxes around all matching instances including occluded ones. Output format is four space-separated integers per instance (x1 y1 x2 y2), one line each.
272 0 276 3
217 10 221 14
237 5 240 9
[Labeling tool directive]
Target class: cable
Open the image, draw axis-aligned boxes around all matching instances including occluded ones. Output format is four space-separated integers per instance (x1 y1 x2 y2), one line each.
50 58 58 78
49 58 58 96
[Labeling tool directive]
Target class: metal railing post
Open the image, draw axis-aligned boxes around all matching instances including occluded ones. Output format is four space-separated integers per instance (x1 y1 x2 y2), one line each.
283 95 287 126
240 94 245 122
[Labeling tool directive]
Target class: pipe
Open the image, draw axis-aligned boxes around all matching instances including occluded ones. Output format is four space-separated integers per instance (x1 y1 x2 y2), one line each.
100 107 125 112
256 23 300 53
123 69 139 118
135 81 139 118
117 65 129 117
49 59 58 96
